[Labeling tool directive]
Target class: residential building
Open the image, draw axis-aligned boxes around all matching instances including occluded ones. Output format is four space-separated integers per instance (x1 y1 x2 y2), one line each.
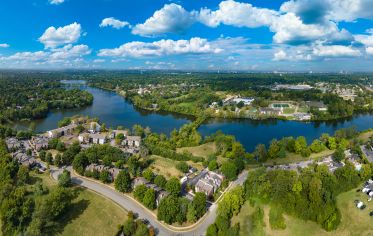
293 113 312 121
232 97 255 106
47 124 77 138
259 107 282 116
195 171 225 197
78 133 107 145
88 122 101 133
30 136 49 151
110 130 129 139
5 137 22 151
13 151 36 168
124 136 141 148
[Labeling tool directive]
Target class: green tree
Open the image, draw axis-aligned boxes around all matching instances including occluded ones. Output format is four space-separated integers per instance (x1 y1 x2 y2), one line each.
99 170 111 183
294 136 307 154
208 160 218 171
133 184 147 201
176 161 189 173
142 169 154 182
192 192 206 219
58 170 71 187
114 170 132 193
165 177 181 196
221 162 238 181
333 148 345 163
143 189 156 210
157 195 180 224
154 175 167 188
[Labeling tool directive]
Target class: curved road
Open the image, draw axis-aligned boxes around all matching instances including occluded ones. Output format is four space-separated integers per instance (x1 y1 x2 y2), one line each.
51 167 248 236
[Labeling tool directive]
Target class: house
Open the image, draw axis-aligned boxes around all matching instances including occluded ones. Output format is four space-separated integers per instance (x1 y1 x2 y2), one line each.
124 136 141 148
85 164 120 180
47 124 77 138
110 130 129 139
232 97 255 106
156 190 169 206
306 101 328 111
13 151 36 168
31 136 49 151
5 137 22 151
195 171 225 197
78 133 107 145
88 122 101 133
132 177 169 206
259 107 282 116
293 113 312 121
133 177 149 188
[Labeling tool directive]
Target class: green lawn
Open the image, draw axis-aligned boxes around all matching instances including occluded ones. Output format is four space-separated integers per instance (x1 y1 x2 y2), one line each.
264 149 334 166
31 172 127 236
177 142 216 158
233 187 373 236
359 130 373 142
149 155 204 178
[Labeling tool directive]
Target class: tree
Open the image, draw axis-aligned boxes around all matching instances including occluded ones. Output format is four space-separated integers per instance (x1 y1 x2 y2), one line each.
143 189 156 210
221 162 238 181
154 175 167 188
142 169 154 182
187 203 197 223
166 177 181 196
310 139 325 153
17 165 30 185
206 223 218 236
294 136 307 154
254 144 267 162
157 195 180 224
327 137 337 150
333 148 345 163
208 160 218 171
99 170 111 183
58 170 71 187
54 153 62 167
134 184 147 201
192 192 206 219
72 152 88 175
39 150 46 161
45 152 53 164
267 139 281 159
114 170 132 193
176 161 189 173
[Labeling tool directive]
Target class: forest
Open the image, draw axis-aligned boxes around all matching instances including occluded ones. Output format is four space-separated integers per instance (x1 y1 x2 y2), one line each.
0 72 93 123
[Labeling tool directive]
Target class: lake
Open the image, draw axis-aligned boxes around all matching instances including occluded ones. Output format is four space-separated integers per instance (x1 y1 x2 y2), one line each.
13 82 373 152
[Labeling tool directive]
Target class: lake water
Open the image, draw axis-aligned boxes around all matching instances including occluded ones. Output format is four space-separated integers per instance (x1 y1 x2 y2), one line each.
13 82 373 152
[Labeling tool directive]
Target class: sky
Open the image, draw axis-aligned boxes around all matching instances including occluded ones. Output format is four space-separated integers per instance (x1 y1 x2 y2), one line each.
1 0 373 71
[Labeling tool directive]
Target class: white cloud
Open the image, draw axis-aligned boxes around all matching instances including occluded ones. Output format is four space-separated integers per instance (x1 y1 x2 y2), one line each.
93 59 105 63
98 37 222 57
39 22 82 48
198 0 278 28
0 44 91 66
132 3 195 36
270 13 352 45
312 44 361 57
49 0 65 5
0 43 9 48
99 17 131 29
366 47 373 55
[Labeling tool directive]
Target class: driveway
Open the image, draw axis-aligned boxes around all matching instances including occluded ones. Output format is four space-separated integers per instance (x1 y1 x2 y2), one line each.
51 168 248 236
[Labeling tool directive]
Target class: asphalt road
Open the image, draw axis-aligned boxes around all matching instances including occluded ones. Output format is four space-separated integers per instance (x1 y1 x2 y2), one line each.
51 168 248 236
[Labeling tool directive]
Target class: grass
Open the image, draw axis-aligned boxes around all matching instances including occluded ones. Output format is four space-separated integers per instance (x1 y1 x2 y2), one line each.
30 172 127 236
149 155 204 178
177 142 217 159
359 130 373 142
233 187 373 236
263 149 334 166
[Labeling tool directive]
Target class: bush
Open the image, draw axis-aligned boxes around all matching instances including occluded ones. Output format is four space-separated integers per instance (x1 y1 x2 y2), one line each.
176 161 189 173
269 206 286 230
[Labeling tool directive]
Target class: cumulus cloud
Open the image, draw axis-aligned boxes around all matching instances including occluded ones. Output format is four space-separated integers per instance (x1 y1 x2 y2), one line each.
0 44 91 66
366 47 373 55
132 3 196 36
0 43 9 48
312 44 361 57
39 22 82 48
98 37 221 57
99 17 131 29
49 0 65 5
198 0 278 28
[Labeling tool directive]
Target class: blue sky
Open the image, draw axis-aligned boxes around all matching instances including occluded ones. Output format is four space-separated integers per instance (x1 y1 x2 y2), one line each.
1 0 373 71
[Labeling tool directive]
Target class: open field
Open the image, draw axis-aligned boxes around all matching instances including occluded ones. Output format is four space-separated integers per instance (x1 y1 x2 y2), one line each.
263 149 335 166
31 172 127 236
359 130 373 142
232 187 373 236
177 142 217 158
149 155 204 178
